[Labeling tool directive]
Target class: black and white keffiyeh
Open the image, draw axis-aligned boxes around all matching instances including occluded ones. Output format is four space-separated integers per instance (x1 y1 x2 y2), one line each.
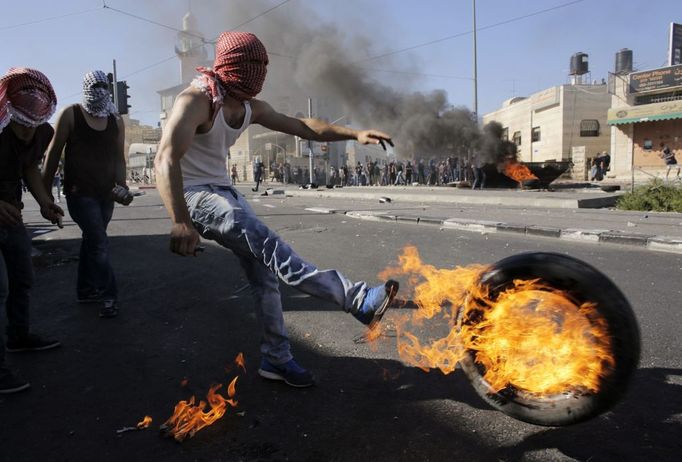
82 70 116 117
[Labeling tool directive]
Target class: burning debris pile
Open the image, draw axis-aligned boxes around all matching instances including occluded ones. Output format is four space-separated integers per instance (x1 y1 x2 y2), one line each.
479 121 538 184
379 245 615 395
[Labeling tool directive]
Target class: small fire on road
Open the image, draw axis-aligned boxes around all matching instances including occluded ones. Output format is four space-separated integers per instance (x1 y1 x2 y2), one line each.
379 246 615 397
160 353 244 442
137 416 153 429
503 160 538 183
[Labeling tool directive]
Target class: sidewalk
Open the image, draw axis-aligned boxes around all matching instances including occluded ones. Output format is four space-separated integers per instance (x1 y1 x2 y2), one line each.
243 183 682 255
284 183 623 208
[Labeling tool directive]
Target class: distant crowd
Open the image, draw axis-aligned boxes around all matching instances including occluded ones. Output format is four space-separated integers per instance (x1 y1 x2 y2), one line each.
245 156 488 188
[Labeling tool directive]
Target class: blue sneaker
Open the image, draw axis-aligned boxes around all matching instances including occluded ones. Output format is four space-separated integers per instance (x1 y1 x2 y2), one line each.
352 280 399 326
258 358 315 388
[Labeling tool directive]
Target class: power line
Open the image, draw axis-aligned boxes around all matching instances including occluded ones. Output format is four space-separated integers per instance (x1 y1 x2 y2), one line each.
222 0 292 37
118 0 293 79
122 55 178 79
256 51 473 80
0 6 101 31
102 2 207 43
101 0 292 46
358 67 473 81
353 0 585 63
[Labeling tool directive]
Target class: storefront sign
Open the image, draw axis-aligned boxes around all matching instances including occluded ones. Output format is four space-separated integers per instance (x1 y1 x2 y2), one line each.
629 64 682 93
607 100 682 125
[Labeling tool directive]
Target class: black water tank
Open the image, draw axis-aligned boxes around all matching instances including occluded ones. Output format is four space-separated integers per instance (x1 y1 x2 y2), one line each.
570 52 589 75
615 48 633 74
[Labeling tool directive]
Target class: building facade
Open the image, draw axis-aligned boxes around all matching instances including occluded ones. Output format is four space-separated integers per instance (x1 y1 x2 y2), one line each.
607 63 682 181
483 84 611 177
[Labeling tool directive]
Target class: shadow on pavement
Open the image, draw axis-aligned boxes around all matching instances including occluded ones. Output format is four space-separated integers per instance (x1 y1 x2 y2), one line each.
497 367 682 461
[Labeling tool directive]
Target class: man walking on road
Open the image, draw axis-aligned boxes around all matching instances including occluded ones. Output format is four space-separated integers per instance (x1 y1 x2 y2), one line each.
0 67 63 394
43 70 129 319
660 144 680 181
155 31 398 388
252 160 264 191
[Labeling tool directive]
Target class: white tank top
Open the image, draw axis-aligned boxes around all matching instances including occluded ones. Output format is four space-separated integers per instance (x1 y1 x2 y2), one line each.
181 101 252 187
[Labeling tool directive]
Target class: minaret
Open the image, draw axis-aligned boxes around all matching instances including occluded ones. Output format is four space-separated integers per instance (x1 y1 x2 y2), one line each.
174 10 207 84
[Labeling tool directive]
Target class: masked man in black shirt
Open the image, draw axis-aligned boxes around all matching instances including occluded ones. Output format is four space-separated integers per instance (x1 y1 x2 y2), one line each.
0 68 63 394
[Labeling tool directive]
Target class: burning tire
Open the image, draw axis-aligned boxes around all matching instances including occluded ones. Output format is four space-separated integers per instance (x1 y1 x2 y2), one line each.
456 252 640 426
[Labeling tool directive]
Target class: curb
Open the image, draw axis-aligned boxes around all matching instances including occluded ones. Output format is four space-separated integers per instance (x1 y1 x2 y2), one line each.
334 210 682 255
283 188 621 209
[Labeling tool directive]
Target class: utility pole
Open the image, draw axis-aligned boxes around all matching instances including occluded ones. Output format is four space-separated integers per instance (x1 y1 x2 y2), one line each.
112 59 119 109
469 0 479 167
308 98 314 184
472 0 478 120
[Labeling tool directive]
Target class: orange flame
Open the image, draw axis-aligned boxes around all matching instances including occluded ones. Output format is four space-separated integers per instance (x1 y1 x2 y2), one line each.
503 161 538 182
235 352 246 373
161 377 239 442
136 415 152 429
380 245 614 396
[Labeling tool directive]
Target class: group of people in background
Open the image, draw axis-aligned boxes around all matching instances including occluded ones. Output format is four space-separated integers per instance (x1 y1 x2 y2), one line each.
257 155 486 189
1 67 130 394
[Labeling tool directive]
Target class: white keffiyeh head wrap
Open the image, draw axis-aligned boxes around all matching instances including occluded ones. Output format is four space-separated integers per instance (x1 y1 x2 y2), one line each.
82 70 116 118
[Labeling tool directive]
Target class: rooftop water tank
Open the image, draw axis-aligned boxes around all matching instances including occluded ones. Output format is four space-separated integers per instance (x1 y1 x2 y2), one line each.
570 52 589 75
615 48 633 74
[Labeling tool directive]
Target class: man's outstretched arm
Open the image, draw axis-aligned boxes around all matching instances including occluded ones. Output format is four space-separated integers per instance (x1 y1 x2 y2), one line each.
251 100 393 150
155 88 210 256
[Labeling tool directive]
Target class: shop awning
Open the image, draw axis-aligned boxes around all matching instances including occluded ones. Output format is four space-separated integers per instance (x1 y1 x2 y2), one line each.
608 100 682 125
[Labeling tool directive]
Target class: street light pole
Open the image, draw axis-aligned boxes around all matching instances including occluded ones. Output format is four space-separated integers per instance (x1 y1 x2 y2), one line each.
472 0 478 120
308 98 314 183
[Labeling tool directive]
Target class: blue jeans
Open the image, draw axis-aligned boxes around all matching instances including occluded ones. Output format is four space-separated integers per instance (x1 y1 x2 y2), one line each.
66 195 117 302
0 224 33 367
185 185 367 365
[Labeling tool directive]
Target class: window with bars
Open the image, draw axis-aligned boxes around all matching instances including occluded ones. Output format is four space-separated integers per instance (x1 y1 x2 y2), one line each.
532 127 541 142
580 119 600 137
512 131 522 146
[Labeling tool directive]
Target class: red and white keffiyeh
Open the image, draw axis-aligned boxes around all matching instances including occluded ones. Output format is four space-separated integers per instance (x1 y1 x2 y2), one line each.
0 67 57 133
192 31 268 106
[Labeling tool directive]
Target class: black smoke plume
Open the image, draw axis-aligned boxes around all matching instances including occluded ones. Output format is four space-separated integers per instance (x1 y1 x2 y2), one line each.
478 121 518 165
196 1 483 159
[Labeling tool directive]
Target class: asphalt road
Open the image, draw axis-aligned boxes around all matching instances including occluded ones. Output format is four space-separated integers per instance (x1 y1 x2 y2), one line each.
1 188 680 461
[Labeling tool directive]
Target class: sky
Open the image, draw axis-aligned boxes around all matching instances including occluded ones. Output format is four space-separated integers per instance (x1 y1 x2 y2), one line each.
1 0 680 128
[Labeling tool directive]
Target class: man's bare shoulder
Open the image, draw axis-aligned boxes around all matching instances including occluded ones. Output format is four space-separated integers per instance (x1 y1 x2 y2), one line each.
53 103 77 127
59 103 79 116
173 86 211 119
177 86 209 104
249 98 276 121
